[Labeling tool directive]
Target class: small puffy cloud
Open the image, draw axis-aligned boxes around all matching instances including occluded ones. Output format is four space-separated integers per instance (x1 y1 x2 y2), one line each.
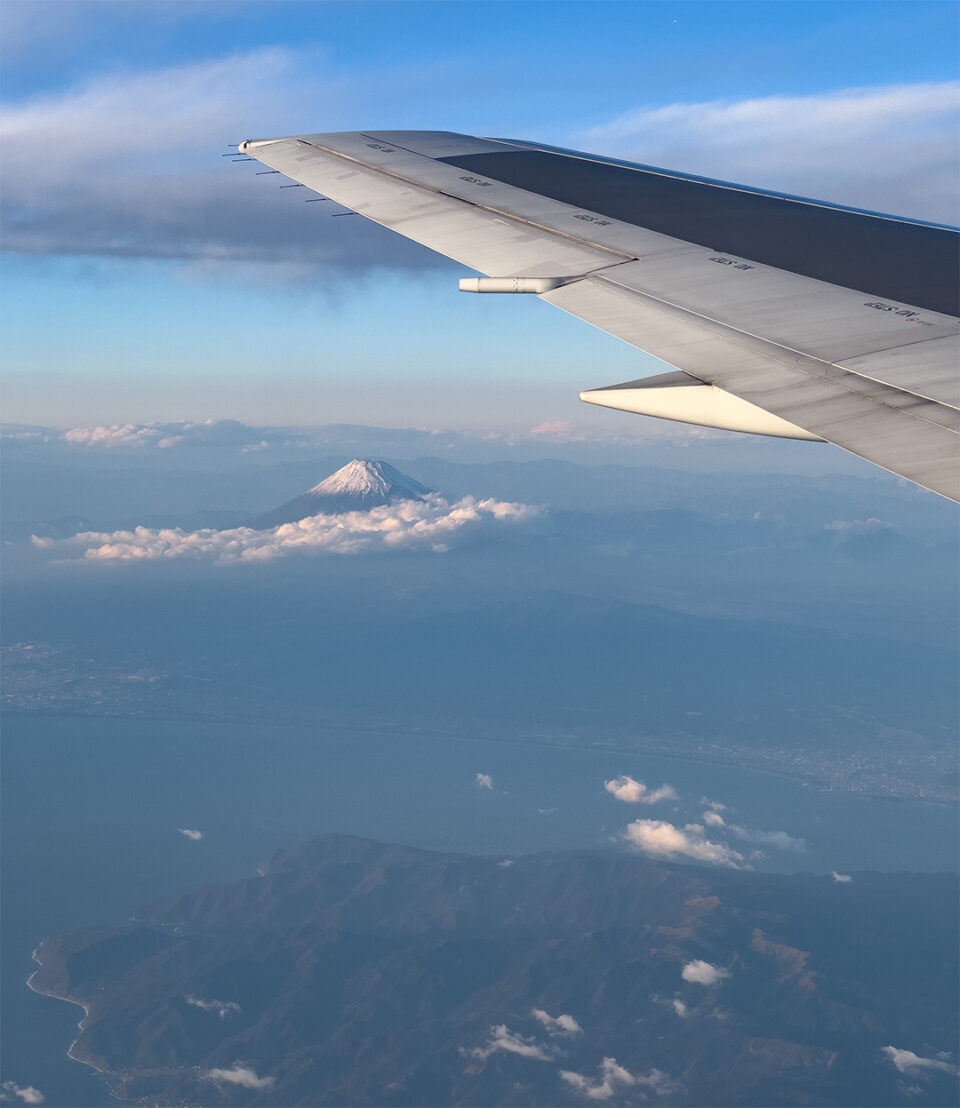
604 776 677 805
35 496 539 565
202 1064 275 1089
532 1009 583 1037
185 994 241 1019
463 1025 557 1063
832 871 854 884
622 819 745 868
560 1058 671 1101
682 960 731 987
177 828 204 841
1 1084 44 1105
671 998 689 1018
702 810 725 827
700 799 727 812
881 1046 958 1077
475 772 494 791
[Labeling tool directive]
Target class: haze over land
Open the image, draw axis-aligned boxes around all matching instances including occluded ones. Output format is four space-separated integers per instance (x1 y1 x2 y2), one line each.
4 420 957 804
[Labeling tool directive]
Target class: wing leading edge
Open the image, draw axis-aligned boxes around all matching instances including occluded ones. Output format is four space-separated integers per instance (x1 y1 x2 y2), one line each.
238 130 960 501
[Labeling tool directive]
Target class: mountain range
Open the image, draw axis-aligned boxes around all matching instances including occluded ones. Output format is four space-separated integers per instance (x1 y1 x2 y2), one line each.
243 460 432 529
28 835 958 1106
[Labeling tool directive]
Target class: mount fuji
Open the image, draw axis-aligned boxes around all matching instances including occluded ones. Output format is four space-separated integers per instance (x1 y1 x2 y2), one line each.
243 460 432 529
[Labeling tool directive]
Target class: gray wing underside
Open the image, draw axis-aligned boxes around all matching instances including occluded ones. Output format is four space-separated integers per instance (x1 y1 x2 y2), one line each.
238 130 960 501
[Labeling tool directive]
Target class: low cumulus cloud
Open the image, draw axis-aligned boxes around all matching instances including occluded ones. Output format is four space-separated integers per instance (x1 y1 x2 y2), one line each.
532 1009 583 1037
622 819 745 868
584 82 960 224
202 1064 275 1089
671 998 689 1018
0 1084 44 1105
33 496 539 565
832 871 854 884
699 810 806 853
681 960 731 987
560 1058 672 1101
475 772 494 791
59 419 262 450
462 1025 557 1063
185 994 241 1019
881 1046 958 1078
604 775 677 805
177 828 204 841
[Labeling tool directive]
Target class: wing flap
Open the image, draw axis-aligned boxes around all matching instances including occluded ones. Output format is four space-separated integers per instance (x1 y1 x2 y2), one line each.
545 274 959 499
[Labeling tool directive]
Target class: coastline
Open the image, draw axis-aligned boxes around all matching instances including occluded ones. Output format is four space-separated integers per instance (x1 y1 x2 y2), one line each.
3 707 956 808
26 948 107 1075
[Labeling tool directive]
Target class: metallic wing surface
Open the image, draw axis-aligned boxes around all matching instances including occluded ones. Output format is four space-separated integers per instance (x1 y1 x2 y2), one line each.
238 131 960 501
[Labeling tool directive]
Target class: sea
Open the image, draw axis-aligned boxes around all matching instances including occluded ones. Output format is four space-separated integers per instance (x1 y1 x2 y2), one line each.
3 714 957 1106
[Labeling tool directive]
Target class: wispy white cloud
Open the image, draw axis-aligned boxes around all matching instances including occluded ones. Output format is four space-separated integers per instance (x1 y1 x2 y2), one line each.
1 1083 44 1105
832 871 853 884
881 1046 958 1078
583 82 960 224
177 828 204 841
681 960 731 987
671 998 689 1018
622 819 745 868
202 1063 275 1089
604 775 677 805
560 1058 672 1101
1 48 436 270
462 1025 557 1063
185 994 241 1018
532 1009 583 1037
475 772 494 791
699 809 805 852
33 495 539 565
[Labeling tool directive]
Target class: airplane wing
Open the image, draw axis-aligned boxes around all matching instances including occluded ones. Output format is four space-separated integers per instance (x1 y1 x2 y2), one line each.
238 130 960 501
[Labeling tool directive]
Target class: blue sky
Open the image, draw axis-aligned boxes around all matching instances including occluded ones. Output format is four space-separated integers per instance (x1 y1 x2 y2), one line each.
2 0 958 433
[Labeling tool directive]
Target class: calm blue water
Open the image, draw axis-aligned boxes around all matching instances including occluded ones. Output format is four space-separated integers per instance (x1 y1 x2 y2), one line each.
3 714 957 1105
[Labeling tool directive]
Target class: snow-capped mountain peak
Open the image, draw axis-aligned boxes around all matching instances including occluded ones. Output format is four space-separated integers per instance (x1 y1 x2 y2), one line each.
306 460 429 501
243 460 432 530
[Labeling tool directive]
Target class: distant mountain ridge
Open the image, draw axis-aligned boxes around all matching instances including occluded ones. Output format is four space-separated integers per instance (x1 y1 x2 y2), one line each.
244 460 432 529
28 834 959 1107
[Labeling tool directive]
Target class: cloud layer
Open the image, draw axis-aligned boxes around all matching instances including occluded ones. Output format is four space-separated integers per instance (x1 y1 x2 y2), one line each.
584 82 960 224
34 495 538 565
2 48 437 270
